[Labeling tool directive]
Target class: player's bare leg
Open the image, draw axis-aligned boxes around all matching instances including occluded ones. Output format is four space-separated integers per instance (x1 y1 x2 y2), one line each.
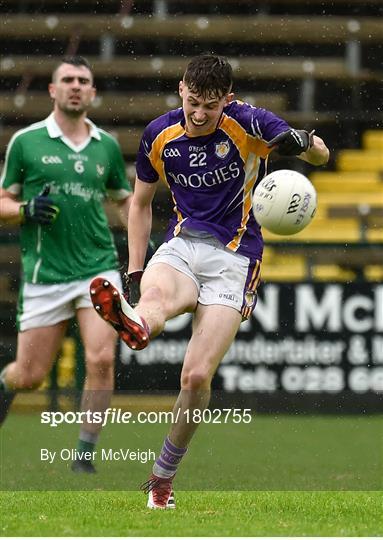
0 322 68 424
71 307 117 473
171 304 241 445
143 304 241 508
137 263 199 334
2 322 68 390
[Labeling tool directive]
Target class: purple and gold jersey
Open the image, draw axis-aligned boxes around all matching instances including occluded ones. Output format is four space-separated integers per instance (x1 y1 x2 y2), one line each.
136 100 289 262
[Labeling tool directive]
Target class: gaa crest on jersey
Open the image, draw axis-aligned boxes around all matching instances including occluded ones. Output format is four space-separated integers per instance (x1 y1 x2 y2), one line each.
215 140 230 159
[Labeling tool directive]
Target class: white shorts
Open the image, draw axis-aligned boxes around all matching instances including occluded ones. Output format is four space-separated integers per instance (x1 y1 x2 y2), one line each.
18 269 122 332
146 232 261 320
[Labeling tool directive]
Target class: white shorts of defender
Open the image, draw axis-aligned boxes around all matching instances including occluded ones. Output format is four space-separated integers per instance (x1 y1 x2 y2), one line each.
18 269 122 331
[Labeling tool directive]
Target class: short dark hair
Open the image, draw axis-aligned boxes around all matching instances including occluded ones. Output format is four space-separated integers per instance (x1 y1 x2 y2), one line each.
52 55 94 82
183 54 233 99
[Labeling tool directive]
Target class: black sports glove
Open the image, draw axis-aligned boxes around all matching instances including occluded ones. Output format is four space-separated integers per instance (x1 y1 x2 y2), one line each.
20 185 59 225
267 129 314 156
122 270 143 306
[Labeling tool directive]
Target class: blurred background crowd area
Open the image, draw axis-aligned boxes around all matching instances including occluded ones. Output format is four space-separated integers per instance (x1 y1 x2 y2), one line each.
0 0 382 299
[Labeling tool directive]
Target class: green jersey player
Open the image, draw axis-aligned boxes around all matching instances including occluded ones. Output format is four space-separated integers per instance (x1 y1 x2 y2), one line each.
0 56 132 473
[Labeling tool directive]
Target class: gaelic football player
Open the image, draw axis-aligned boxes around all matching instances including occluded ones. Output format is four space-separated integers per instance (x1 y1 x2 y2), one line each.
91 54 329 506
0 56 132 473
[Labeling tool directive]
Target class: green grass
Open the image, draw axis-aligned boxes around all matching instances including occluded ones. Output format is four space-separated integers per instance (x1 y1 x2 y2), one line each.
1 490 382 536
1 413 381 490
1 413 382 535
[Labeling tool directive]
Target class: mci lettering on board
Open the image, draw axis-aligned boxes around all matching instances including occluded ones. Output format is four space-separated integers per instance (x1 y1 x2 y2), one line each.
117 283 383 400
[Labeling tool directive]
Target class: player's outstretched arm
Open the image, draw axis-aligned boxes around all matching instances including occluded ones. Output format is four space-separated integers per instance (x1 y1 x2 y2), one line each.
127 177 157 275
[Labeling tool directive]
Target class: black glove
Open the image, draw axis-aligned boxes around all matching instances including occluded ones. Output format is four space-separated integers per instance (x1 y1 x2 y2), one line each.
267 129 314 156
20 185 59 225
122 270 143 306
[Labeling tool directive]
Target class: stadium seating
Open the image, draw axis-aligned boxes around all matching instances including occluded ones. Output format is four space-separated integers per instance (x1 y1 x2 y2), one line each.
263 218 361 243
261 251 307 282
0 90 286 124
0 55 364 81
365 264 383 281
310 172 382 193
311 264 356 282
363 130 383 151
0 0 382 289
1 3 381 161
336 150 383 172
1 14 381 43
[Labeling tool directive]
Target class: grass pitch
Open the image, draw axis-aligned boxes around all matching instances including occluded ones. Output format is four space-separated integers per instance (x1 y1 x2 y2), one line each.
0 412 382 535
1 490 382 536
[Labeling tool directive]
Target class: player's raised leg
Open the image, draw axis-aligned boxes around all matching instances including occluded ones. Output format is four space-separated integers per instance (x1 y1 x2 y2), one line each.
143 303 242 509
71 307 118 473
137 263 199 334
0 322 68 424
90 262 198 349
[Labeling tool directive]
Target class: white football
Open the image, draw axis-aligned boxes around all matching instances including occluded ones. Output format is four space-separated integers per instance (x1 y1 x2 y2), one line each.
252 169 317 235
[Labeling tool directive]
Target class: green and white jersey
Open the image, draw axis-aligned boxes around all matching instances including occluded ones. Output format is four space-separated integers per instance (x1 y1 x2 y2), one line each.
0 113 132 284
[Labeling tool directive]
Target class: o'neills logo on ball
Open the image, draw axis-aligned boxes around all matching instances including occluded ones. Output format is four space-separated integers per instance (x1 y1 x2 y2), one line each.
215 140 230 159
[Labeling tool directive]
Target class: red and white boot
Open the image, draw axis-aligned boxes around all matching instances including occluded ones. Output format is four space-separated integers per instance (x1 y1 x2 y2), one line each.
141 474 176 509
89 277 149 351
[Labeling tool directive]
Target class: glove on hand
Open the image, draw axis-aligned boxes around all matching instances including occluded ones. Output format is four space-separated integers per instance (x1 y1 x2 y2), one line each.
20 185 59 225
122 270 143 306
267 129 314 156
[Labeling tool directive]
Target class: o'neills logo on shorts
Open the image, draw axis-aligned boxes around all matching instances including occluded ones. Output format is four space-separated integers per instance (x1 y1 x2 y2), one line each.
215 140 230 159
